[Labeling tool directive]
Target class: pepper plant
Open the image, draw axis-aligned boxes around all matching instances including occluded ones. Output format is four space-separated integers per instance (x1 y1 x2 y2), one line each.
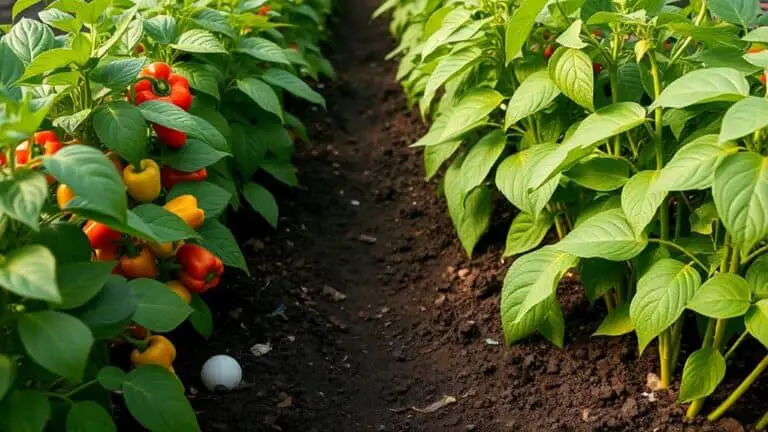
381 0 768 427
0 0 333 430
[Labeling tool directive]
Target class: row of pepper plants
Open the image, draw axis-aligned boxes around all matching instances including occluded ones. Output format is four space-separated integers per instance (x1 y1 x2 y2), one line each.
379 0 768 427
0 0 332 430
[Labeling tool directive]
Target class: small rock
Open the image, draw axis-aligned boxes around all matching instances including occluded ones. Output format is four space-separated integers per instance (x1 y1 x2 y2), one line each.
621 398 638 419
458 320 478 338
466 425 477 431
717 418 745 432
322 285 347 302
358 234 377 244
546 358 559 374
581 408 590 422
522 354 535 368
646 373 662 391
250 343 272 357
457 268 471 279
435 294 446 306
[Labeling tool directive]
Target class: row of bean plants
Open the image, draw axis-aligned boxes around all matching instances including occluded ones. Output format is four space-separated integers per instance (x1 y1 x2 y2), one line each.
378 0 768 427
0 0 332 430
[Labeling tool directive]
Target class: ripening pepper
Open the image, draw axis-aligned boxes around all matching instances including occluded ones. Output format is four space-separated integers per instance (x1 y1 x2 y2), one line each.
166 280 192 304
120 246 158 279
130 335 176 368
544 45 554 60
164 195 205 229
258 5 269 15
134 62 192 111
154 125 187 149
176 244 224 293
56 184 75 209
15 142 30 165
149 240 182 259
33 130 63 156
161 166 207 190
94 245 125 275
84 221 122 250
124 159 161 203
106 151 124 175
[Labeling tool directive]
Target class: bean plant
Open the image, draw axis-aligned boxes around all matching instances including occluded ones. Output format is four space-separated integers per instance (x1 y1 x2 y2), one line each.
380 0 768 426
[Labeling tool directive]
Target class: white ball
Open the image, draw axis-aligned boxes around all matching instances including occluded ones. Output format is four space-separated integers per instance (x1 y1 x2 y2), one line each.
200 355 242 392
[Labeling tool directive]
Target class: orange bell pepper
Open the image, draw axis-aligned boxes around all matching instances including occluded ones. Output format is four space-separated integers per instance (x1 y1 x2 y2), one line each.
119 246 158 279
130 335 176 369
166 280 192 304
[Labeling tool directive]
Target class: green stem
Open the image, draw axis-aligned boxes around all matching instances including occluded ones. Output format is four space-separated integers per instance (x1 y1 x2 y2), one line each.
669 0 708 66
725 331 748 361
647 238 708 272
744 244 768 265
554 215 566 241
708 354 768 421
756 409 768 430
670 318 684 376
659 329 672 388
64 379 97 397
712 318 728 351
603 292 615 312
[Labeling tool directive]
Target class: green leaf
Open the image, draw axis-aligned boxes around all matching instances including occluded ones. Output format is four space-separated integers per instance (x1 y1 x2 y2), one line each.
425 140 461 181
630 259 701 352
496 144 560 218
712 152 768 252
708 0 759 28
0 172 46 229
421 7 471 58
566 156 630 192
746 255 768 298
171 29 227 54
53 109 91 135
91 57 147 90
0 245 59 302
97 366 126 391
261 68 325 108
55 261 115 310
746 300 768 347
12 0 42 20
44 144 128 222
678 348 727 403
198 219 248 272
621 170 666 235
139 101 229 151
0 391 50 432
92 101 149 167
500 247 578 343
18 311 94 382
172 62 220 100
129 278 194 332
720 96 768 143
132 204 200 243
548 47 594 111
580 258 626 302
650 68 750 110
594 304 633 336
72 275 137 339
655 134 732 192
143 15 177 45
18 48 80 82
439 88 503 141
688 274 751 319
0 355 13 401
4 18 55 65
556 19 587 49
538 302 566 348
38 9 82 34
78 0 110 24
504 211 553 257
504 70 561 130
505 0 549 63
96 7 139 57
555 209 648 261
193 8 236 39
236 78 284 122
29 223 90 265
242 182 278 228
460 130 506 194
67 401 116 432
421 47 482 117
168 181 231 219
123 366 201 432
236 37 290 64
444 157 492 257
189 294 213 339
160 139 229 172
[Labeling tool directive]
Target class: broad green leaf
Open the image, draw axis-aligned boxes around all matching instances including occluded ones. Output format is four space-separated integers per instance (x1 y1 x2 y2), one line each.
18 311 94 382
421 7 471 58
261 158 298 186
425 140 461 180
460 130 506 193
444 157 493 257
173 62 220 100
691 201 719 235
580 258 626 302
12 0 42 19
44 145 128 221
0 391 50 432
67 401 116 432
622 170 666 235
132 204 200 243
421 47 482 117
744 27 768 43
655 135 732 191
123 366 201 432
708 0 759 28
4 18 55 65
666 23 745 49
688 274 751 319
556 19 587 49
78 0 111 24
650 68 750 110
72 275 137 339
91 57 147 90
38 9 82 34
0 245 58 302
566 156 630 191
548 47 594 111
0 172 46 229
678 348 726 403
18 48 80 82
555 209 648 261
198 219 248 272
29 223 90 265
236 78 284 122
171 29 227 54
0 355 13 401
261 68 325 108
594 304 633 336
189 294 213 339
236 37 290 64
53 109 91 135
193 9 237 39
96 7 140 57
139 101 229 151
747 301 768 347
720 96 768 143
504 71 561 129
496 144 560 217
690 48 761 74
439 88 503 141
143 15 177 45
504 211 553 257
92 101 149 167
55 261 115 310
168 181 231 219
97 366 126 391
712 152 768 252
630 259 701 352
747 255 768 298
160 139 229 172
538 302 565 348
129 278 194 332
242 182 278 228
505 0 549 63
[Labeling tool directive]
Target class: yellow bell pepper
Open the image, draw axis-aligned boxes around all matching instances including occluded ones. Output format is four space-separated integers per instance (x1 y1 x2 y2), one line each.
166 280 192 304
164 195 204 229
123 159 161 203
149 240 183 259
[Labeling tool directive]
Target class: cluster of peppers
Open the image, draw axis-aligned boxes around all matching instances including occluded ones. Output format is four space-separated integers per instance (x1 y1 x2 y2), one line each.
55 62 225 372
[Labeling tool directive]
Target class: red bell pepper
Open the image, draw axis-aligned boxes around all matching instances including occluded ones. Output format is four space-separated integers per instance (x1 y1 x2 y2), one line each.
84 221 122 250
176 244 224 293
161 167 207 189
154 125 187 149
134 62 192 111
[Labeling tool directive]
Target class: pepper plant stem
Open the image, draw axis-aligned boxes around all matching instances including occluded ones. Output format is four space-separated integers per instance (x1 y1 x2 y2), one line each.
708 354 768 421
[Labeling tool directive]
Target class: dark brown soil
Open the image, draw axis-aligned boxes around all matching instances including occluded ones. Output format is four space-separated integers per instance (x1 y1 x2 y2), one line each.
166 1 765 431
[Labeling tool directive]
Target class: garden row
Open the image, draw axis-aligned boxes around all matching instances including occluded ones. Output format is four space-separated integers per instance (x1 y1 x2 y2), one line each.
379 0 768 428
0 0 332 430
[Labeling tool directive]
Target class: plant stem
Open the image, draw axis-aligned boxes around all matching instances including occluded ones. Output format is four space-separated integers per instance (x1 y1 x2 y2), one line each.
603 292 615 312
669 0 708 66
744 243 768 265
648 51 670 242
647 238 708 272
659 329 672 388
756 409 768 430
708 354 768 421
725 331 748 361
554 215 566 241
